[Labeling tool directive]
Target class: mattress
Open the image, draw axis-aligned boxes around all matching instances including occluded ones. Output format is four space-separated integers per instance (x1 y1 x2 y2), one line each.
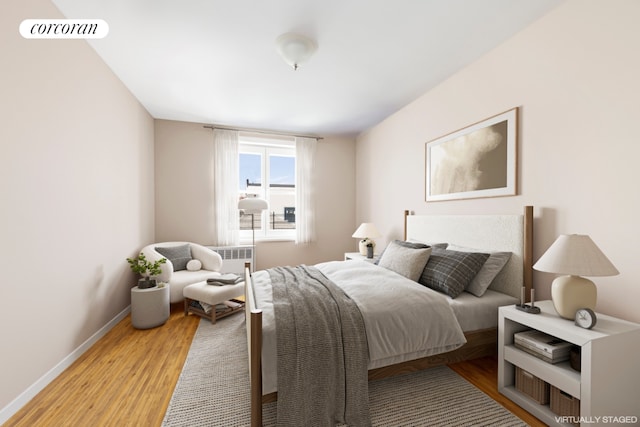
447 289 519 332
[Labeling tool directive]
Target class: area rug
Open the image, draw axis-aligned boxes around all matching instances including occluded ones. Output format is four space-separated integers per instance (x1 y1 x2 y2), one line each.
162 314 527 427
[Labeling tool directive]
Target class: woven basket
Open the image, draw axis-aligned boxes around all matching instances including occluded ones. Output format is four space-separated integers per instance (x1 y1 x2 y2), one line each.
550 386 580 424
515 366 549 404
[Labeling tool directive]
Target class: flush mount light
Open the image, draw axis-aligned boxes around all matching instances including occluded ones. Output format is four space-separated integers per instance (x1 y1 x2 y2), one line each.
275 32 317 70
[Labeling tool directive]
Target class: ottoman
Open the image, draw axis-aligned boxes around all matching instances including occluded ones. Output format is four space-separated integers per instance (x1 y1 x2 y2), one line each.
183 280 245 323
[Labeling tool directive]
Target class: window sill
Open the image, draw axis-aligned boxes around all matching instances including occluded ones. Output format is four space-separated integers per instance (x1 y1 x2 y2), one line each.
239 237 295 245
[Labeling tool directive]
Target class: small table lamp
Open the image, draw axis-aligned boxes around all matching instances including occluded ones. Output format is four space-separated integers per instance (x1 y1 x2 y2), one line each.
533 234 619 319
238 197 268 271
352 222 381 257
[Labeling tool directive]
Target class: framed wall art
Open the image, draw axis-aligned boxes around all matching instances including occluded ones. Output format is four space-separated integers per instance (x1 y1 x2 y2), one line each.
425 107 518 202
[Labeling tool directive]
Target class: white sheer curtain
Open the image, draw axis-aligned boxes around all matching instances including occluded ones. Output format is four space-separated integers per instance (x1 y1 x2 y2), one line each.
213 129 239 246
295 137 317 244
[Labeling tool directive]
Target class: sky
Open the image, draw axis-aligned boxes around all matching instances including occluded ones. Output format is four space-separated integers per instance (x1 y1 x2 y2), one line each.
239 153 295 190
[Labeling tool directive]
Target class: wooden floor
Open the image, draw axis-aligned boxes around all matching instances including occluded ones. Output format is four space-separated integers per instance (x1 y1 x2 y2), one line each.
449 356 545 427
6 304 545 427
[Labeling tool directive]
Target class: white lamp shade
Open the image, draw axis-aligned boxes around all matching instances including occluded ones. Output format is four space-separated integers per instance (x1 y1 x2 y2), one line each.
352 223 381 239
533 234 619 277
238 198 268 213
275 32 317 69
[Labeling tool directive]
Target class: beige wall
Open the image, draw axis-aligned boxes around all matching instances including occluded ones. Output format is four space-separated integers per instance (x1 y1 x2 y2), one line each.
154 120 357 270
154 120 216 244
0 0 155 416
356 0 640 322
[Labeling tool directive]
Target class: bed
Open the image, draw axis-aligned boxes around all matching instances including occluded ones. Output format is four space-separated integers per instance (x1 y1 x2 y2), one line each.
244 206 533 426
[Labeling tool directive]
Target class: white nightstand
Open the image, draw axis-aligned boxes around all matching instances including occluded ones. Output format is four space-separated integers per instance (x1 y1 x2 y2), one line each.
498 300 640 426
344 252 377 262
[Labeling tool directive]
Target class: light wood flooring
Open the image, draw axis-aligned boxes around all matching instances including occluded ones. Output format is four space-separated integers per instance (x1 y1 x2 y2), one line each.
6 304 545 427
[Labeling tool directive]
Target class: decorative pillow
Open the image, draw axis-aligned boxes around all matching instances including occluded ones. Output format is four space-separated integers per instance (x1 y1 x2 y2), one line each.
407 239 448 250
419 248 490 298
375 240 443 265
186 259 202 271
155 244 192 271
447 244 512 297
377 240 432 282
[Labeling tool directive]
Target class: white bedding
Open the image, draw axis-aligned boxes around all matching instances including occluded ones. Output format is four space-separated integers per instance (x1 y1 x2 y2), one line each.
254 260 468 394
447 289 519 331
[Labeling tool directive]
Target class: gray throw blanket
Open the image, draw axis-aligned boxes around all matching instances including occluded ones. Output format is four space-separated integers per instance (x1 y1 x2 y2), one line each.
270 265 371 427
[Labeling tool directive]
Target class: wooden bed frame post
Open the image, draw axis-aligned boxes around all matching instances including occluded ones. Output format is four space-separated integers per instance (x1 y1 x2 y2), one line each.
523 205 533 302
245 263 263 427
403 209 410 240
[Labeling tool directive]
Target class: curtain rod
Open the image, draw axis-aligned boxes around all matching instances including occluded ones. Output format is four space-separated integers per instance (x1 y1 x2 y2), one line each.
203 124 323 140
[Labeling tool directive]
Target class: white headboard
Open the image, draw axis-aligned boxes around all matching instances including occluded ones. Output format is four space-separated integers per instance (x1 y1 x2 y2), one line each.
404 206 533 300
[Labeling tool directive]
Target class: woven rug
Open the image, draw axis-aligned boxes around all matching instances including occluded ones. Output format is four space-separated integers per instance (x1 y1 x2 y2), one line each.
162 314 527 427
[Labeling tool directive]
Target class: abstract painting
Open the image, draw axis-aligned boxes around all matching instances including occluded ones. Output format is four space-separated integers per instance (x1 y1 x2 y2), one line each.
425 108 517 202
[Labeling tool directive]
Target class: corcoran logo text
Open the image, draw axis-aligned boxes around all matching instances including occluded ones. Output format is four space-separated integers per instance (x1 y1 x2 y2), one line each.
20 19 109 39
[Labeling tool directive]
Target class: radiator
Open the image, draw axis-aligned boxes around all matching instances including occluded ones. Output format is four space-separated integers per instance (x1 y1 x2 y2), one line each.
207 245 253 275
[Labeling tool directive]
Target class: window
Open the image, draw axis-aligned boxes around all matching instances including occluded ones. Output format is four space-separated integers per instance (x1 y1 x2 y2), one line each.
238 135 296 241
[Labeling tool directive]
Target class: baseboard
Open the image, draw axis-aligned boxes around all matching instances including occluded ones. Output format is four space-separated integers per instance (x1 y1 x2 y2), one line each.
0 305 131 425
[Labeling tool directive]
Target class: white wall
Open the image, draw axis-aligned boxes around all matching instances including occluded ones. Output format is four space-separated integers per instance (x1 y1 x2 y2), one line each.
154 120 357 269
356 0 640 322
0 0 155 417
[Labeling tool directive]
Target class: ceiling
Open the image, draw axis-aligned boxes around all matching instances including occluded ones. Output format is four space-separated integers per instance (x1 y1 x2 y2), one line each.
52 0 562 137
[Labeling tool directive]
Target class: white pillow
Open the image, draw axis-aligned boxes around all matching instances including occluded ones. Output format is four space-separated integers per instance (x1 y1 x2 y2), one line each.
447 244 511 297
186 259 202 271
378 241 432 282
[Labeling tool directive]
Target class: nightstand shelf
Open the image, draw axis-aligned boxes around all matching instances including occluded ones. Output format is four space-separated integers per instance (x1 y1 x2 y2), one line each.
498 300 640 427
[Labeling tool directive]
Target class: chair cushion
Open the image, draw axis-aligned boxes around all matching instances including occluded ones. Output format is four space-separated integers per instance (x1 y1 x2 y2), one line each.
156 244 192 271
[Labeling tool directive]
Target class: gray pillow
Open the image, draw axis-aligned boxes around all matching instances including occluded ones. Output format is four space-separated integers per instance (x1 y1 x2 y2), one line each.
155 244 192 271
447 244 512 297
407 240 448 250
377 241 432 282
375 240 445 265
419 248 490 298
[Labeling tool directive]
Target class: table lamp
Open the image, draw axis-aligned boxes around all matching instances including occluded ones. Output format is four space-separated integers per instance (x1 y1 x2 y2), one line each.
533 234 618 319
352 222 381 257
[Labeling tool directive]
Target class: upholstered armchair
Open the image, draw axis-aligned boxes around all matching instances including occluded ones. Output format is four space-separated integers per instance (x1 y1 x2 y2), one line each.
140 242 223 303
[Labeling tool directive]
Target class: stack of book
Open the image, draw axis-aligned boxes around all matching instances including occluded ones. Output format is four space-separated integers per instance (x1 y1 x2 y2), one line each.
514 330 572 364
197 300 243 315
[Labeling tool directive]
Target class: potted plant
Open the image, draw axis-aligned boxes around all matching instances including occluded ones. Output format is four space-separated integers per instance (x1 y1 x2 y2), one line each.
126 252 167 289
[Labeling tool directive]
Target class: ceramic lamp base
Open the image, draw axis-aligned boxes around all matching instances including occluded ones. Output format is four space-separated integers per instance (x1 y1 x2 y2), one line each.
551 275 597 319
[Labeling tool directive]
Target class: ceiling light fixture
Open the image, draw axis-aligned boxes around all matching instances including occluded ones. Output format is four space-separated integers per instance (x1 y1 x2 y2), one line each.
275 32 317 71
